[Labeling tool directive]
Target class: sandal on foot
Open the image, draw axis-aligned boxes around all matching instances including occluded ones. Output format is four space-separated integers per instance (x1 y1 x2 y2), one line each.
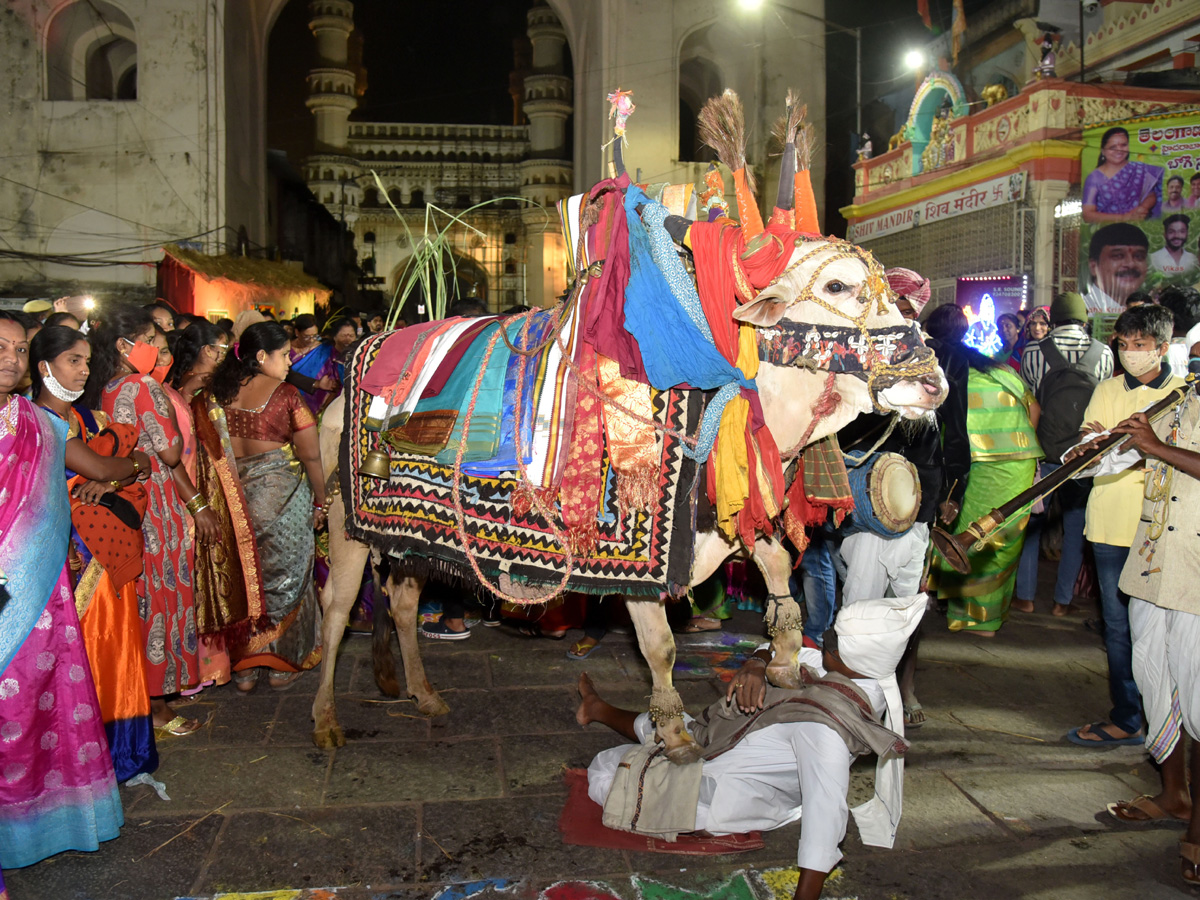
1067 721 1144 747
1181 840 1200 885
233 669 260 694
154 715 201 738
567 637 601 660
267 670 304 692
1107 794 1190 824
682 616 723 634
903 702 926 729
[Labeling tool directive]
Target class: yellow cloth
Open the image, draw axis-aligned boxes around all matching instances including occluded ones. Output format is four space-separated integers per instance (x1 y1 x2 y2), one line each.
713 324 780 541
1083 373 1184 547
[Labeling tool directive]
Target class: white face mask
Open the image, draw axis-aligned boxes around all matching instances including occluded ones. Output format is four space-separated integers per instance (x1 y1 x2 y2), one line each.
42 363 84 402
1119 348 1162 378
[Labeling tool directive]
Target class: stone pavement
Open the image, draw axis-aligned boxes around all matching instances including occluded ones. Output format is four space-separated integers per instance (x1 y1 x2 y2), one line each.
5 592 1194 900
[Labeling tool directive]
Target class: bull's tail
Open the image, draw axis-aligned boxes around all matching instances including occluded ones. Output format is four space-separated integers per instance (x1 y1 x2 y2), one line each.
372 557 401 698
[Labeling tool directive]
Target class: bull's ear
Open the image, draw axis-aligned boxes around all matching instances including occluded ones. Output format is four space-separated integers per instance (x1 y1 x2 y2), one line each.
732 290 792 327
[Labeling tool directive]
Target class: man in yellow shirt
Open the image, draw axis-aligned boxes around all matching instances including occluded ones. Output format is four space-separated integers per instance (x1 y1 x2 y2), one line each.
1068 305 1182 747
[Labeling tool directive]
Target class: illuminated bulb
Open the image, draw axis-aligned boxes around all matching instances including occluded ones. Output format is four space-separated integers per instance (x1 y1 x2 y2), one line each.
738 0 766 9
905 49 925 70
82 296 95 310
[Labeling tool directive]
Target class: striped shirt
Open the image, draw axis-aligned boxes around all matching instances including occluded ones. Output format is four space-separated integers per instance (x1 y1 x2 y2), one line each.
1020 324 1113 395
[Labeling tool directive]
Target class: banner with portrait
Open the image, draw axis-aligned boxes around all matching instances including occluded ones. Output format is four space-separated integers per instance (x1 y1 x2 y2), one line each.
1079 114 1200 314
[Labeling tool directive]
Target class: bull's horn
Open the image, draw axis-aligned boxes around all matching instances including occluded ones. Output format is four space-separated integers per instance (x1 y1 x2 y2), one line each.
698 89 763 238
769 92 805 227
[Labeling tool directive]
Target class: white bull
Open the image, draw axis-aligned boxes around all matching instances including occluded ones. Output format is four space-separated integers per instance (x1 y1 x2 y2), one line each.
312 236 947 760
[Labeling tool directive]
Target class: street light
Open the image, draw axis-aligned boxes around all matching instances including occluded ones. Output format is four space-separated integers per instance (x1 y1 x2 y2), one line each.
904 49 925 71
737 0 766 9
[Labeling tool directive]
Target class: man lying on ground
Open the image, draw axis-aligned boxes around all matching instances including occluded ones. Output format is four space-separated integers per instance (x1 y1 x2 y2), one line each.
578 613 914 900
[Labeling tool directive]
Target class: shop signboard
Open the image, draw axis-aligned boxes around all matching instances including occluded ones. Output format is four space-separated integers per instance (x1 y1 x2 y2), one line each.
1079 115 1200 313
847 172 1026 242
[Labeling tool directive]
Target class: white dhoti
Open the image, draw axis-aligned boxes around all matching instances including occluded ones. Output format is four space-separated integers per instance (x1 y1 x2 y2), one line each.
1130 596 1200 761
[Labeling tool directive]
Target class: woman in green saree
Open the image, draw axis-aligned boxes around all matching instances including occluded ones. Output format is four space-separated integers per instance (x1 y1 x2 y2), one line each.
927 304 1043 634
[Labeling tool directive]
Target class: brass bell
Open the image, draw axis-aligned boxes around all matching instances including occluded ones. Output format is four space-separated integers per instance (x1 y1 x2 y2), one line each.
358 445 392 479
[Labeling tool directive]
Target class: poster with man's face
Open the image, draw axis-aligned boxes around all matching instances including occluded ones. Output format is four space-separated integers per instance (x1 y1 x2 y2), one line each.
1080 115 1200 313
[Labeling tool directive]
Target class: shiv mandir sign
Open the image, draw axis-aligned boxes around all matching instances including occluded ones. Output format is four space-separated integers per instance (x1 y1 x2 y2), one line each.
848 172 1026 242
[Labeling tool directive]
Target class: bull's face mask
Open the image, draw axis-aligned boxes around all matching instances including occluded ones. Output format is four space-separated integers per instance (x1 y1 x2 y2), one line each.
756 321 926 380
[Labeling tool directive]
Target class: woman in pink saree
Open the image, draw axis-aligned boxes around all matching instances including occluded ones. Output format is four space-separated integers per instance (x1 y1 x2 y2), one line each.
0 312 123 869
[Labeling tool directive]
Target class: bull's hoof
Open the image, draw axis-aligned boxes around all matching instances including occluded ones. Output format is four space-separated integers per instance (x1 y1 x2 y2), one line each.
765 661 803 690
664 737 704 765
414 693 450 717
312 723 346 749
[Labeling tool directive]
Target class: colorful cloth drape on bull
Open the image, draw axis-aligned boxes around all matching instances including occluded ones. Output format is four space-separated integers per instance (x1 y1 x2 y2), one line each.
342 321 703 597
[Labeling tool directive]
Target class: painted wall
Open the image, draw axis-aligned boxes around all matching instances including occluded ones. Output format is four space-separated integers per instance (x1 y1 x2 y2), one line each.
0 0 267 299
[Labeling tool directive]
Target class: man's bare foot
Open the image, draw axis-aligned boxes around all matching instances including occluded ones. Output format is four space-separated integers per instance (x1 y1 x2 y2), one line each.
576 672 600 727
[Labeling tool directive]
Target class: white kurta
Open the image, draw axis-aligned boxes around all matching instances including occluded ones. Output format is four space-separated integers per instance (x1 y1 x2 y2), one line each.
587 654 885 874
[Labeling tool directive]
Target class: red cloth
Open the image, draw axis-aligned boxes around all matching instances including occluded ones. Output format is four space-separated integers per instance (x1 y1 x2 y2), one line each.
69 420 147 590
558 768 764 854
691 219 797 542
581 174 647 384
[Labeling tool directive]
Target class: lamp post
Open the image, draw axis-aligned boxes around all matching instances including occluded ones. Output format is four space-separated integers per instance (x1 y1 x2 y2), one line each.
740 0 862 135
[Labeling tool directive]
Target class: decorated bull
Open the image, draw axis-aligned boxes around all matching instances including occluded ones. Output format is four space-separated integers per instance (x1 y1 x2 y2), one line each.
311 91 947 761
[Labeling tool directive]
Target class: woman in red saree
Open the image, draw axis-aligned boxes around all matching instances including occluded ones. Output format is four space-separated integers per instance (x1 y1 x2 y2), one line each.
210 322 327 691
0 313 124 868
83 308 221 737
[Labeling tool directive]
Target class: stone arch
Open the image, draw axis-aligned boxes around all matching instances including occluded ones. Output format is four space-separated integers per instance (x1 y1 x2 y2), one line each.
389 250 491 313
677 24 723 163
907 72 969 175
45 0 138 100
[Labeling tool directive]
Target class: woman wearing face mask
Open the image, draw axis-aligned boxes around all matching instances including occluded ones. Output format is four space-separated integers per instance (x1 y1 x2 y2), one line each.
30 325 160 782
83 308 221 737
166 322 266 693
0 312 124 870
209 322 326 692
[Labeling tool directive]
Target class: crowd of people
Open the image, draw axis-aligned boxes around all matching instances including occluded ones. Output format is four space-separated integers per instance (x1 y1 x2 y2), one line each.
0 297 381 872
5 277 1200 894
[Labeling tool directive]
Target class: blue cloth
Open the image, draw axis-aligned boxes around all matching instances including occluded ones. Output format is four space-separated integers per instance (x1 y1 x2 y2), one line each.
0 410 70 674
107 718 159 783
463 312 555 477
1093 542 1142 735
291 341 335 381
1017 463 1090 607
620 187 753 462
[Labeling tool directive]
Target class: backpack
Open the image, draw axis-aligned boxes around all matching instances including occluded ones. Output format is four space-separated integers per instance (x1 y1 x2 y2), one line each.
1035 338 1105 463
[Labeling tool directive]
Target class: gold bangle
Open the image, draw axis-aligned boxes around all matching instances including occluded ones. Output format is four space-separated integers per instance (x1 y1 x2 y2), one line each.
189 502 210 517
109 480 122 490
129 457 141 478
186 494 208 515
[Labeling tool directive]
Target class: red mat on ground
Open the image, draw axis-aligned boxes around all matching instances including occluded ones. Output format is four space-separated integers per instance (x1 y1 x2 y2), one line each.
558 768 764 854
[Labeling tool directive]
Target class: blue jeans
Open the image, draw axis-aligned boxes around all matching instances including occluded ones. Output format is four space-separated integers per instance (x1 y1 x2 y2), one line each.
796 530 838 646
1092 542 1141 734
1016 463 1089 606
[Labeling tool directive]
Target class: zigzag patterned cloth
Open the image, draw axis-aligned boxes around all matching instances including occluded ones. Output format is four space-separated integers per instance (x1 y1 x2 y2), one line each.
340 331 703 598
